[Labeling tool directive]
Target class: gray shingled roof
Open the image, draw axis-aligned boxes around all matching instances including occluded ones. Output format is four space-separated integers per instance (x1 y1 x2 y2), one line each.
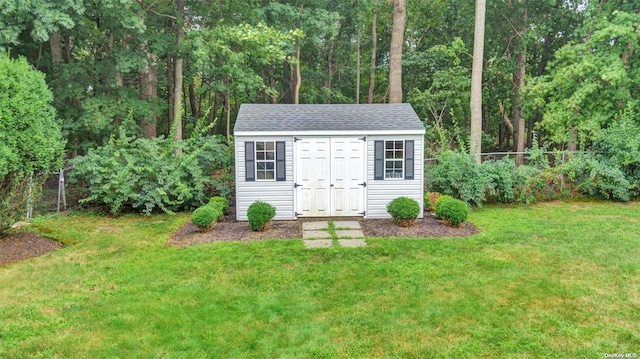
234 103 425 133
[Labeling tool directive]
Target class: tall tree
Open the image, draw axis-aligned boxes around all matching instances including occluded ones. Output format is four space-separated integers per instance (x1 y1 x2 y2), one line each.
470 0 486 162
174 0 185 153
514 6 527 164
367 0 380 104
388 0 406 103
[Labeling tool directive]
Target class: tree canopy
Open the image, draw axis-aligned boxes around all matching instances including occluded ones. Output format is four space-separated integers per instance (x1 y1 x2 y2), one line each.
1 0 636 155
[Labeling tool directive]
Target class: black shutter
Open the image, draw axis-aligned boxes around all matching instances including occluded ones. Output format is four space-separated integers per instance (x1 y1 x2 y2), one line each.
245 141 255 181
276 141 286 181
374 140 384 180
405 140 414 180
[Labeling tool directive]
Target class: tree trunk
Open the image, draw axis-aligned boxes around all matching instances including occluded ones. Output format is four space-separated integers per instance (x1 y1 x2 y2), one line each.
367 0 379 104
356 26 361 104
267 65 278 104
225 86 231 142
294 42 301 104
65 35 72 63
212 91 220 133
324 40 334 104
514 8 527 165
568 127 578 151
470 0 486 163
189 82 199 121
388 0 406 103
173 0 185 155
50 32 63 68
139 40 158 139
166 18 175 133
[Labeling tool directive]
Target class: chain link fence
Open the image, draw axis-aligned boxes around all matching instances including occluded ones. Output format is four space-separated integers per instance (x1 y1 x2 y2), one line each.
425 151 583 166
28 168 87 217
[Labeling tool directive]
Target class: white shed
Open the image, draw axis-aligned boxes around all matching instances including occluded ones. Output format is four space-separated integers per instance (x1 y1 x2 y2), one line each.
234 103 426 221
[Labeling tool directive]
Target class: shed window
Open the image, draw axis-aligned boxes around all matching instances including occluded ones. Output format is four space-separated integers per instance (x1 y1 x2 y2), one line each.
374 140 414 180
256 141 275 180
385 140 404 178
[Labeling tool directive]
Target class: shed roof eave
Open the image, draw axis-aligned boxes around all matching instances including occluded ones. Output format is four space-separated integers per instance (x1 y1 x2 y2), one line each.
234 129 426 137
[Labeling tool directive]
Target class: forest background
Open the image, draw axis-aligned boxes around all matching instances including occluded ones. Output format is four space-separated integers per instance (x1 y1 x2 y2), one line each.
1 0 640 229
3 0 638 154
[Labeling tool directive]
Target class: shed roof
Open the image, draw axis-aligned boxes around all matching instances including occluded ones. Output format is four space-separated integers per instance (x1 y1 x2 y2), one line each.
234 103 425 135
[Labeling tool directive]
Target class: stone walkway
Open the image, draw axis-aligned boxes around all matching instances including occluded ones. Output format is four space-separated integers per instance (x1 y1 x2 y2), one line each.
302 221 367 248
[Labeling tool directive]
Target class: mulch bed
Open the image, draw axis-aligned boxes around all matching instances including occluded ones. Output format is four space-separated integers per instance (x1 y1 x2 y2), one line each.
0 232 63 267
167 212 479 247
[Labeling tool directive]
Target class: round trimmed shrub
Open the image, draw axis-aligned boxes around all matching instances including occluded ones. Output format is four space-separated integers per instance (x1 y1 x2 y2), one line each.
247 200 276 231
435 197 469 227
386 196 421 227
433 195 454 217
191 204 223 232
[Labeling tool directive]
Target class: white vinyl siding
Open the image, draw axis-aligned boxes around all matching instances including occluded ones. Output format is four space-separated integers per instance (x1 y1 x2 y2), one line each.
235 137 295 221
366 135 424 219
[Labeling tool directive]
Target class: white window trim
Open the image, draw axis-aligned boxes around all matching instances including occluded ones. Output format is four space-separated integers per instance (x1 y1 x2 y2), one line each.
384 140 404 180
255 141 276 181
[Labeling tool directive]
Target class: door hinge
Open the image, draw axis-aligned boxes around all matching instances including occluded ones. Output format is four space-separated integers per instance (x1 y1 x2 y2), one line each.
358 211 366 216
294 183 302 188
359 136 366 141
295 212 303 217
358 182 367 187
294 137 302 142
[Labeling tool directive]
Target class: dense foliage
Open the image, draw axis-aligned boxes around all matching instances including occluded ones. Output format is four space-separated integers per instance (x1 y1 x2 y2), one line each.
0 55 65 233
386 197 421 227
425 150 488 207
426 106 640 206
247 201 276 231
70 131 233 215
434 197 469 227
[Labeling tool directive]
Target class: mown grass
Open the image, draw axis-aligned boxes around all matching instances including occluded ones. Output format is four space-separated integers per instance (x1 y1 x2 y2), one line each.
1 201 639 358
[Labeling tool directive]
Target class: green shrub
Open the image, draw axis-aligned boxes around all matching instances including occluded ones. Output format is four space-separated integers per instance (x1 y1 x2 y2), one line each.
0 55 65 233
191 204 223 231
434 195 454 217
425 150 489 207
387 197 421 226
481 157 517 203
70 131 232 215
559 104 640 201
435 197 469 227
247 201 276 231
424 192 432 212
209 196 229 212
428 192 442 211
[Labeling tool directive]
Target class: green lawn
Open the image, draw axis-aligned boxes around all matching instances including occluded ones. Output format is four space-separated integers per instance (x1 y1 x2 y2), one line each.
1 202 639 358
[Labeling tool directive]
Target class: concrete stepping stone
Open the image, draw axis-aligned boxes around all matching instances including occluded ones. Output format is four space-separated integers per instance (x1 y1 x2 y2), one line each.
333 221 361 229
303 240 333 248
302 222 329 231
335 229 365 239
338 239 367 248
303 230 332 239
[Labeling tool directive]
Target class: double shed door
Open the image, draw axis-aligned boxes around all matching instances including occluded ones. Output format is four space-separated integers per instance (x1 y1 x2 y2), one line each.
296 137 365 217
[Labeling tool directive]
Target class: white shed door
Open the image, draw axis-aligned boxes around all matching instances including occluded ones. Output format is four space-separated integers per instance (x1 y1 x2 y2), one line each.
296 138 331 216
296 138 365 217
331 138 365 216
